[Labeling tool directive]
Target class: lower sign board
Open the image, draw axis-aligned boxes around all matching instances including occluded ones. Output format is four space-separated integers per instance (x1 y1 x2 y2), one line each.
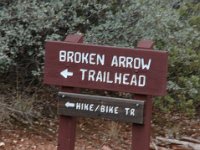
58 92 144 124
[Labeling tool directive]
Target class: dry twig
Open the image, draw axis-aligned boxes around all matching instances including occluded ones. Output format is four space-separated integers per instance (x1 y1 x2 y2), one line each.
156 137 200 150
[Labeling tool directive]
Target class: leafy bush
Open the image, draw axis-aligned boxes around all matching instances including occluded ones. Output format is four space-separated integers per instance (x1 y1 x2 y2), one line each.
86 0 200 50
0 0 116 124
85 0 200 116
0 0 62 80
0 0 109 83
0 0 199 117
155 48 200 116
156 1 200 116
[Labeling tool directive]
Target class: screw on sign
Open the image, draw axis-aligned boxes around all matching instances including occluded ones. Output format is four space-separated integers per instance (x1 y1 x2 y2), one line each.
43 34 168 150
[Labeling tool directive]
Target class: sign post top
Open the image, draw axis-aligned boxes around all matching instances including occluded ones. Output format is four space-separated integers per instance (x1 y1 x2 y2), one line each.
137 40 154 49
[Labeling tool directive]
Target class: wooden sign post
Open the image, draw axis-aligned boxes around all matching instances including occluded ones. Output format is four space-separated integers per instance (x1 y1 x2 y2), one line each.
132 40 155 150
44 34 168 150
57 34 83 150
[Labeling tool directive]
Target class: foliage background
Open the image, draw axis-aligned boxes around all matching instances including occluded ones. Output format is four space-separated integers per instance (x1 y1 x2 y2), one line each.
0 0 199 122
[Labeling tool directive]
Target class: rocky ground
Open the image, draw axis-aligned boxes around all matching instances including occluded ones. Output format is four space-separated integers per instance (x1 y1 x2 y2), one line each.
0 85 199 149
0 116 200 150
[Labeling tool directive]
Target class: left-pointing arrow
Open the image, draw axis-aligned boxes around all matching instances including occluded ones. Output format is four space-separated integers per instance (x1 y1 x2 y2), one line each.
60 69 73 78
65 102 75 108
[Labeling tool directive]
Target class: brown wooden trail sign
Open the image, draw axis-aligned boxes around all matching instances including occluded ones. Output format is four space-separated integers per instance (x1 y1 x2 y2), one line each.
44 40 168 96
43 34 168 150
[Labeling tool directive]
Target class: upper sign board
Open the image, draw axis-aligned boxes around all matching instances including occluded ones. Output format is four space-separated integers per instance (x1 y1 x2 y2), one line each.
44 41 168 96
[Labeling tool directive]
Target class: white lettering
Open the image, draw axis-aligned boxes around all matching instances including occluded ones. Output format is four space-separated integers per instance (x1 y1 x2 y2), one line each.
130 75 137 86
83 104 89 110
89 53 96 65
110 56 152 70
119 56 126 67
74 52 81 63
97 54 105 65
76 103 94 111
134 58 141 69
126 57 133 68
76 103 81 110
108 106 113 113
59 50 66 61
88 70 95 81
125 108 130 115
80 69 147 87
89 104 94 111
130 108 135 116
82 53 89 64
100 105 105 113
59 50 105 65
142 59 152 70
106 72 113 83
67 51 74 62
103 71 107 82
114 107 119 114
100 105 118 114
96 71 103 82
125 108 135 116
123 73 130 85
111 56 118 67
138 75 146 87
80 69 87 80
114 73 122 84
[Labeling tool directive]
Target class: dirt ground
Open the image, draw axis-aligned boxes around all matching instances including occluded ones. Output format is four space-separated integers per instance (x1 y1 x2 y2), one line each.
0 118 132 150
0 116 200 150
1 83 200 149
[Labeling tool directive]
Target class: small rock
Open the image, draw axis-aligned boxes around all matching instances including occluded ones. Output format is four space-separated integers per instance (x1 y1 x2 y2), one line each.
32 145 37 149
20 138 24 142
13 140 17 144
0 142 5 147
102 145 112 150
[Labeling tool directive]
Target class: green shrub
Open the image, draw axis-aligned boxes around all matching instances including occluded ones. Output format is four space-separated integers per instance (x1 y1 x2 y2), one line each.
0 0 200 116
0 0 62 79
0 0 110 82
155 48 200 116
85 0 200 116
